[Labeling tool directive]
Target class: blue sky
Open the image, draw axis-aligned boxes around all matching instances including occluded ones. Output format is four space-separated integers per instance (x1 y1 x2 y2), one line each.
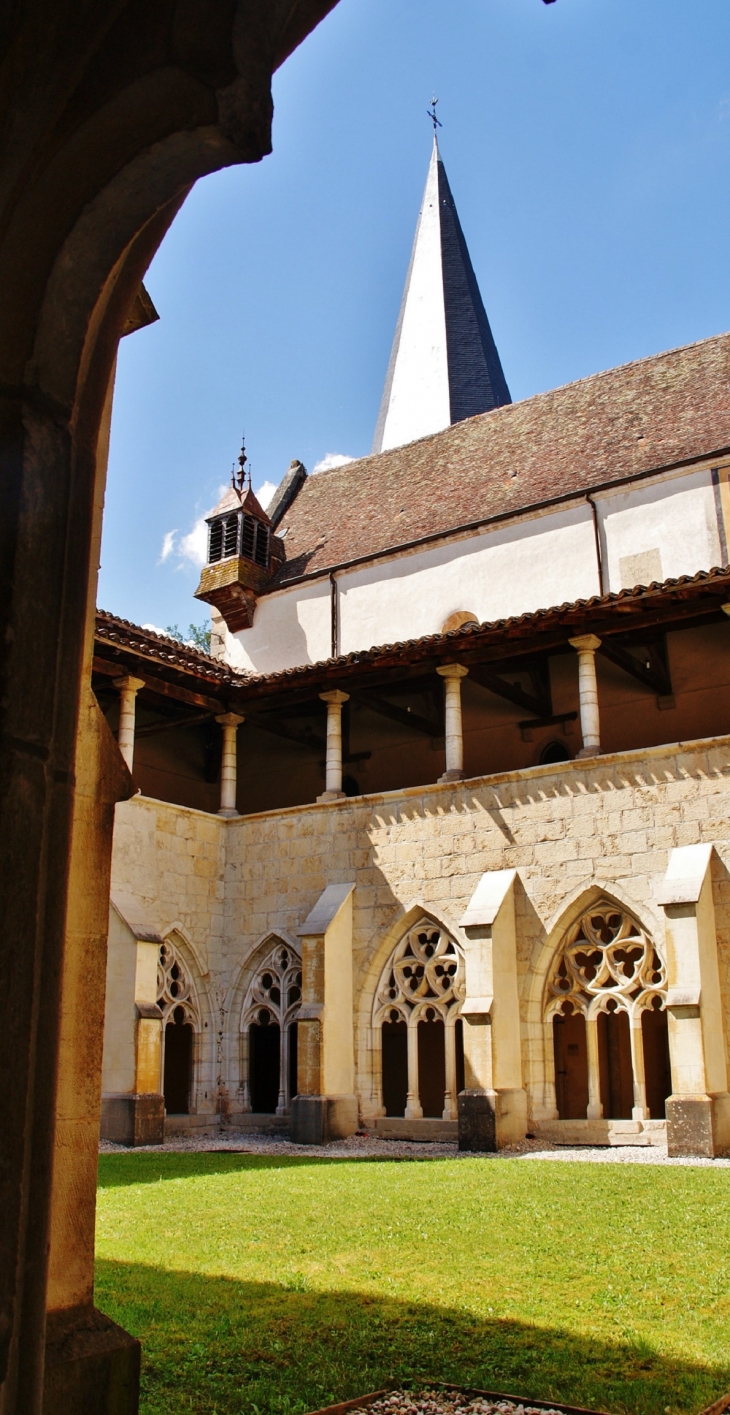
99 0 730 634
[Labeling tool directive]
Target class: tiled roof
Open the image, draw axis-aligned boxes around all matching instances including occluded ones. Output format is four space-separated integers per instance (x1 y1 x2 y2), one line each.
274 332 730 585
95 566 730 702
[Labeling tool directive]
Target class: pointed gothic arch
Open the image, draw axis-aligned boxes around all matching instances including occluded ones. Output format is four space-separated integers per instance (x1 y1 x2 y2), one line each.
543 897 671 1122
238 936 302 1115
370 913 465 1121
157 931 206 1117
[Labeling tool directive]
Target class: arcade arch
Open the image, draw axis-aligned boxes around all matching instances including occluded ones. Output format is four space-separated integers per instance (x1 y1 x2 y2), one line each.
239 938 302 1115
544 899 671 1122
372 916 465 1120
157 936 202 1116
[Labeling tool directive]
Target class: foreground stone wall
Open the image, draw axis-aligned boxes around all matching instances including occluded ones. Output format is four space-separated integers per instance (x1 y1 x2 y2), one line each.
110 734 730 1125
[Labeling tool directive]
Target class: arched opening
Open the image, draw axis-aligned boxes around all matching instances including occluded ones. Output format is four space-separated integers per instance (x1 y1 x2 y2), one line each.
382 1014 408 1116
553 1003 589 1119
163 1006 193 1115
373 918 465 1121
597 1003 633 1119
241 940 301 1114
642 998 672 1119
249 1009 282 1114
417 1011 446 1117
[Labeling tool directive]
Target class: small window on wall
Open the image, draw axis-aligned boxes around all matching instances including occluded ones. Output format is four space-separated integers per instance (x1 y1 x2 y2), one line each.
540 740 571 765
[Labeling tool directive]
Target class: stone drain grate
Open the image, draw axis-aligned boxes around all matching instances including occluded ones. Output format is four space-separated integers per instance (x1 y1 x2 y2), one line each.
308 1388 610 1415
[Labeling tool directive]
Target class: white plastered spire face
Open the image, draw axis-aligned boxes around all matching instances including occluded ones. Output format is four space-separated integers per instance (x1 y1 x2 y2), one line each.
373 138 450 454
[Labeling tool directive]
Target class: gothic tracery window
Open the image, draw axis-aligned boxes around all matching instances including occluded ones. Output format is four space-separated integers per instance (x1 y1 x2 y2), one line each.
546 902 670 1123
157 940 199 1115
240 940 302 1115
373 919 465 1121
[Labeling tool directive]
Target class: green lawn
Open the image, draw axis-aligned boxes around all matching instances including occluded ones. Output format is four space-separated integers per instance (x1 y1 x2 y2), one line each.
95 1153 730 1415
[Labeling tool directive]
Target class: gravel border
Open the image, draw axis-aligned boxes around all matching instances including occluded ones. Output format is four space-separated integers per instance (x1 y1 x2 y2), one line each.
98 1129 730 1166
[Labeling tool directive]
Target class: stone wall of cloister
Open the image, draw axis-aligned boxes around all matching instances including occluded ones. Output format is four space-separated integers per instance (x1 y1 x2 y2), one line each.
109 732 730 1128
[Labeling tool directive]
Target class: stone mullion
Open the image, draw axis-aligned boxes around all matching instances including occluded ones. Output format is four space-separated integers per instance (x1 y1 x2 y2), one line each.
442 1019 457 1119
405 1016 423 1119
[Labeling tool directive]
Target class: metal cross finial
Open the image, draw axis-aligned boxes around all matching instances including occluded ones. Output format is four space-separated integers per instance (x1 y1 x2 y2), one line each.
233 436 247 492
427 96 442 135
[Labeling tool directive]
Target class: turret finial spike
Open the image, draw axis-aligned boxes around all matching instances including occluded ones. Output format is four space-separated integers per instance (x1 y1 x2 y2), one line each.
233 436 247 493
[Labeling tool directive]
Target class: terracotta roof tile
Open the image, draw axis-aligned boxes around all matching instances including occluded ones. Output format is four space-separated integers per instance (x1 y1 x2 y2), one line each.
274 332 730 585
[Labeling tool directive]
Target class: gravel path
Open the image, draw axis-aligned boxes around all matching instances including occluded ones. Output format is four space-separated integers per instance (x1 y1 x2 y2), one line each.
99 1129 730 1166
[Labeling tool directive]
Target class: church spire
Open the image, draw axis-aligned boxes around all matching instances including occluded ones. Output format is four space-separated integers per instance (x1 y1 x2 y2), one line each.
372 129 511 455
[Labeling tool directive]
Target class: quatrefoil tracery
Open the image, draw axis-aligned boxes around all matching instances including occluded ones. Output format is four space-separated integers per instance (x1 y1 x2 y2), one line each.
242 941 302 1030
374 920 465 1026
547 903 666 1020
157 941 199 1026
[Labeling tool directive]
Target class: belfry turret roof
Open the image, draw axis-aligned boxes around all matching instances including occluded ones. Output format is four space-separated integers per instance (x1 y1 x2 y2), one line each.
372 136 511 454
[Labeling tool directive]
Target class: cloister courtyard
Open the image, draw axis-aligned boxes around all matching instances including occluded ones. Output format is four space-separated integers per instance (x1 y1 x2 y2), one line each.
95 1147 730 1415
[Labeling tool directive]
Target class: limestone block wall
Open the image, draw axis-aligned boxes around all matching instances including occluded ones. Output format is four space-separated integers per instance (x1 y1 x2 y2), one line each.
109 735 730 1126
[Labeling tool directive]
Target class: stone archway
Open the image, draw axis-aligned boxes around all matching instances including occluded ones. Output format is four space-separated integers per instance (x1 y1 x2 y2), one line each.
0 6 339 1409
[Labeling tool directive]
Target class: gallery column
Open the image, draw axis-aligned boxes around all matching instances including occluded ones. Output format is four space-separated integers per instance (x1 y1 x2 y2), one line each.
569 634 602 756
215 712 244 817
116 674 145 772
437 663 468 782
317 689 349 801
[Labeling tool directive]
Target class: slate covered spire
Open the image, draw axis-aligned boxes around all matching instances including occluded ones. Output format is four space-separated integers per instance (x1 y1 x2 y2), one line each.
372 136 511 455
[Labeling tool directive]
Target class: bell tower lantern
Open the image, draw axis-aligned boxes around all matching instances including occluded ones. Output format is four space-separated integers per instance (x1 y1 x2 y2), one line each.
194 442 281 632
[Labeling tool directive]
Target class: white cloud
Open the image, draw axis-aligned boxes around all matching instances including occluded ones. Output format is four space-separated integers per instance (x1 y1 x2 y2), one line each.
142 622 174 639
255 479 277 510
158 529 177 564
312 452 355 475
177 517 208 570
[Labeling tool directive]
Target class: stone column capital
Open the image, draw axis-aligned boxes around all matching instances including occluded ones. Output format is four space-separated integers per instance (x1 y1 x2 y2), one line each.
569 634 601 654
319 689 349 705
215 712 244 728
117 674 145 694
436 662 469 679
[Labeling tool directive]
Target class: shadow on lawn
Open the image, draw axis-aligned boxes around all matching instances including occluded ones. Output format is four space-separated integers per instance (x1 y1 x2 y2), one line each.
97 1151 458 1189
95 1258 730 1415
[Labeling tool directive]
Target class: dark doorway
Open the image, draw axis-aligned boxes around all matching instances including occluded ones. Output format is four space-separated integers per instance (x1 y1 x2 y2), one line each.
553 1009 589 1119
540 740 571 765
288 1021 298 1103
455 1018 465 1095
598 1006 634 1119
642 1003 672 1119
250 1015 281 1113
382 1016 408 1117
163 1006 193 1114
418 1013 446 1118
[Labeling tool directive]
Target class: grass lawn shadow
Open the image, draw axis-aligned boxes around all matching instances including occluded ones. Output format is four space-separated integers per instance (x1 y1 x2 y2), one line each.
95 1258 730 1415
96 1151 454 1189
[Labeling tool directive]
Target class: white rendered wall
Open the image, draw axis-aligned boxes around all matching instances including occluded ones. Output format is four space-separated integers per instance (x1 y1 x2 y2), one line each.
222 464 724 674
338 504 599 655
596 468 722 592
378 144 450 453
227 579 331 674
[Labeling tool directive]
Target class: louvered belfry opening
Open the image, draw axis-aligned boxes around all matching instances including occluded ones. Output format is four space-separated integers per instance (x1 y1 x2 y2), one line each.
207 509 270 569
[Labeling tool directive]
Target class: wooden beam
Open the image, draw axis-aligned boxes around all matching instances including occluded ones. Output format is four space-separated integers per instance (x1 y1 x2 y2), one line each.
246 712 325 752
135 710 214 739
598 637 672 696
469 663 551 718
349 689 442 737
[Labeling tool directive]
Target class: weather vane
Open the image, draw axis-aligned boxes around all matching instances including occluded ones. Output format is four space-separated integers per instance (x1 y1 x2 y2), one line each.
232 436 249 493
427 96 442 134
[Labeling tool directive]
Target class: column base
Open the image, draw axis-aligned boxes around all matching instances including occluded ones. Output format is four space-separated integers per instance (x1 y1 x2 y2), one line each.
43 1305 140 1415
290 1094 358 1144
438 769 464 784
217 808 239 818
666 1092 730 1158
457 1088 528 1152
316 790 345 802
100 1093 165 1146
575 746 601 759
